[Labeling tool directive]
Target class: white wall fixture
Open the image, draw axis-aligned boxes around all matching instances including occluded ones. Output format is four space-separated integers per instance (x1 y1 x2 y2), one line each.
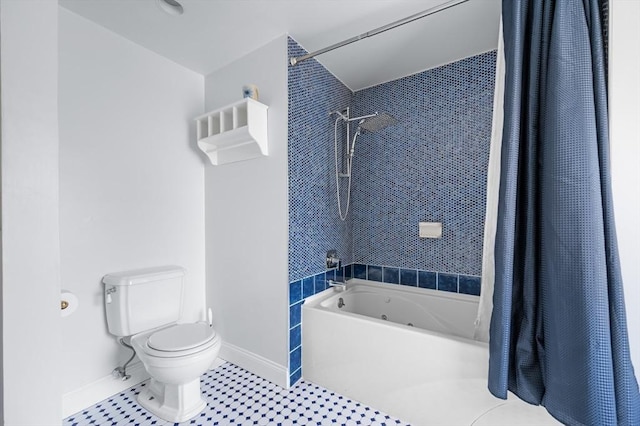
419 221 443 238
195 98 268 165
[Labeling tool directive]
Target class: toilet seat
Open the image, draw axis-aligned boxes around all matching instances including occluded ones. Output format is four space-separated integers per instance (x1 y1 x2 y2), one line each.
149 323 215 351
137 323 219 358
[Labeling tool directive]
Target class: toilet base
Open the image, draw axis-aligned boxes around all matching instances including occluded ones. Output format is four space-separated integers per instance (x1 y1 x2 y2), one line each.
137 377 206 422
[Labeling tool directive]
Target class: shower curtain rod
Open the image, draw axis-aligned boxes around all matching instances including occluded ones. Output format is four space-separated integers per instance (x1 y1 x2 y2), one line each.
289 0 470 66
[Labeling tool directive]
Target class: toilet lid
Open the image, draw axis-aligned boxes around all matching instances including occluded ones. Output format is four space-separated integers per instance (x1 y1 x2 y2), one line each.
147 323 216 352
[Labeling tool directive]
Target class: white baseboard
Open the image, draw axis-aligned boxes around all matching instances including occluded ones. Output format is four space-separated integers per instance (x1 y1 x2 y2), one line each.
62 358 227 419
219 341 289 388
61 347 284 419
62 361 149 418
210 357 226 370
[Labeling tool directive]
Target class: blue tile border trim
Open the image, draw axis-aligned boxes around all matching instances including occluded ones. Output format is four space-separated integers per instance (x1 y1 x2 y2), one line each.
418 270 437 290
353 263 367 279
438 273 458 293
288 265 345 386
459 274 481 296
383 267 399 284
400 268 417 286
367 265 382 282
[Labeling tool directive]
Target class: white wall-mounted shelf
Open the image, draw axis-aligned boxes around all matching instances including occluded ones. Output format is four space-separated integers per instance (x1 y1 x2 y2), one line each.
195 98 268 165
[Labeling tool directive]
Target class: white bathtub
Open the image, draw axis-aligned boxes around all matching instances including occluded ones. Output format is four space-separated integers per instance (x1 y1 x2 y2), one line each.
302 279 558 426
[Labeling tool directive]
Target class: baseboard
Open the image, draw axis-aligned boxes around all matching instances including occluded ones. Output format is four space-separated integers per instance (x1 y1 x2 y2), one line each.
219 341 289 388
61 348 283 418
62 361 149 418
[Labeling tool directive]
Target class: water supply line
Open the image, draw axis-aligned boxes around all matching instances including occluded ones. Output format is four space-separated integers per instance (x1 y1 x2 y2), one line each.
112 338 136 381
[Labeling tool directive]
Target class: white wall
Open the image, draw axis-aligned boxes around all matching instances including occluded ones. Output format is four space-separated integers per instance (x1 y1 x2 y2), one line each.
58 7 205 405
204 36 289 386
610 1 640 381
0 1 61 424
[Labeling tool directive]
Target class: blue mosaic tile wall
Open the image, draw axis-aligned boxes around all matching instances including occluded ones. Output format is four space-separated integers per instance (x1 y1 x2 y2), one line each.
287 42 496 385
288 37 353 283
351 51 497 276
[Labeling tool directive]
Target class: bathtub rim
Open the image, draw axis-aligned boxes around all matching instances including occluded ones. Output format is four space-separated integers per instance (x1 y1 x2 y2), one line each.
305 278 480 307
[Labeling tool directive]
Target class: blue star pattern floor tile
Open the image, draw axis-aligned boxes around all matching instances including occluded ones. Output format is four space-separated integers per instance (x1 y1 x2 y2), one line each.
64 362 411 426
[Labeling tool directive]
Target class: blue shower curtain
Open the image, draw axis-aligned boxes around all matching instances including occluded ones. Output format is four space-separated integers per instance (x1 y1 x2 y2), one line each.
489 1 640 425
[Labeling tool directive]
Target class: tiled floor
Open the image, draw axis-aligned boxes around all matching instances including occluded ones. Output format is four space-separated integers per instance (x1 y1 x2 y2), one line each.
64 362 411 425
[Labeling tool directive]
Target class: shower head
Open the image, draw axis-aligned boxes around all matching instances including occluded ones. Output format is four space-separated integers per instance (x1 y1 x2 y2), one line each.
359 113 398 133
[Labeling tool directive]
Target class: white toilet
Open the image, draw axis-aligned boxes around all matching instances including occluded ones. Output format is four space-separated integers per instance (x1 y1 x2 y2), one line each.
103 266 221 422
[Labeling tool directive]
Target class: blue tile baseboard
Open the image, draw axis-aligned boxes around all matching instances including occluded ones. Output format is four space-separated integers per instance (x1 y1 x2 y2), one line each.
288 263 481 386
288 266 346 386
347 263 481 296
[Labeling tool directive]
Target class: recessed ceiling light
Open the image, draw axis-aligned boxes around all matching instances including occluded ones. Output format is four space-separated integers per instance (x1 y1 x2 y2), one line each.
157 0 184 16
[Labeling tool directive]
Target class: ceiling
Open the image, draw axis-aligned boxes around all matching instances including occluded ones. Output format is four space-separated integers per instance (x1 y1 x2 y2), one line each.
58 0 501 92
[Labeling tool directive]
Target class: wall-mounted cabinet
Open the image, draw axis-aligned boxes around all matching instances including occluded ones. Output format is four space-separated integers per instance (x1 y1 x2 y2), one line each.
195 98 268 165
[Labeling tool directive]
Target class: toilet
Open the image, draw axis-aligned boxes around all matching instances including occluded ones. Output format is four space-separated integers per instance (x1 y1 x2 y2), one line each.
103 266 221 422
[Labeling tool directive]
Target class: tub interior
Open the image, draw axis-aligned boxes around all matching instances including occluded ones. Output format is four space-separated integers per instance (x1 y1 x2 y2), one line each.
315 280 480 339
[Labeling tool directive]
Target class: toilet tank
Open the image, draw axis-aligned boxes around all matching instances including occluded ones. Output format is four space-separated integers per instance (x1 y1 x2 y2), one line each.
103 265 186 337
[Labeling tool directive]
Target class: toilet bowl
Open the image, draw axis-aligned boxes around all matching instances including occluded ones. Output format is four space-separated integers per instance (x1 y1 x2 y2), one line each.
103 266 222 423
131 322 221 422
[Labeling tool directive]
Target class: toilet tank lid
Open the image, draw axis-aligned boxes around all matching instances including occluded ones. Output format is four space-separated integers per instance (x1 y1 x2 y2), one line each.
102 265 186 286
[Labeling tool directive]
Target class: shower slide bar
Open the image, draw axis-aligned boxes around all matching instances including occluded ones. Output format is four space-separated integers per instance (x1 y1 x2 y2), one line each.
331 109 379 123
289 0 470 66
